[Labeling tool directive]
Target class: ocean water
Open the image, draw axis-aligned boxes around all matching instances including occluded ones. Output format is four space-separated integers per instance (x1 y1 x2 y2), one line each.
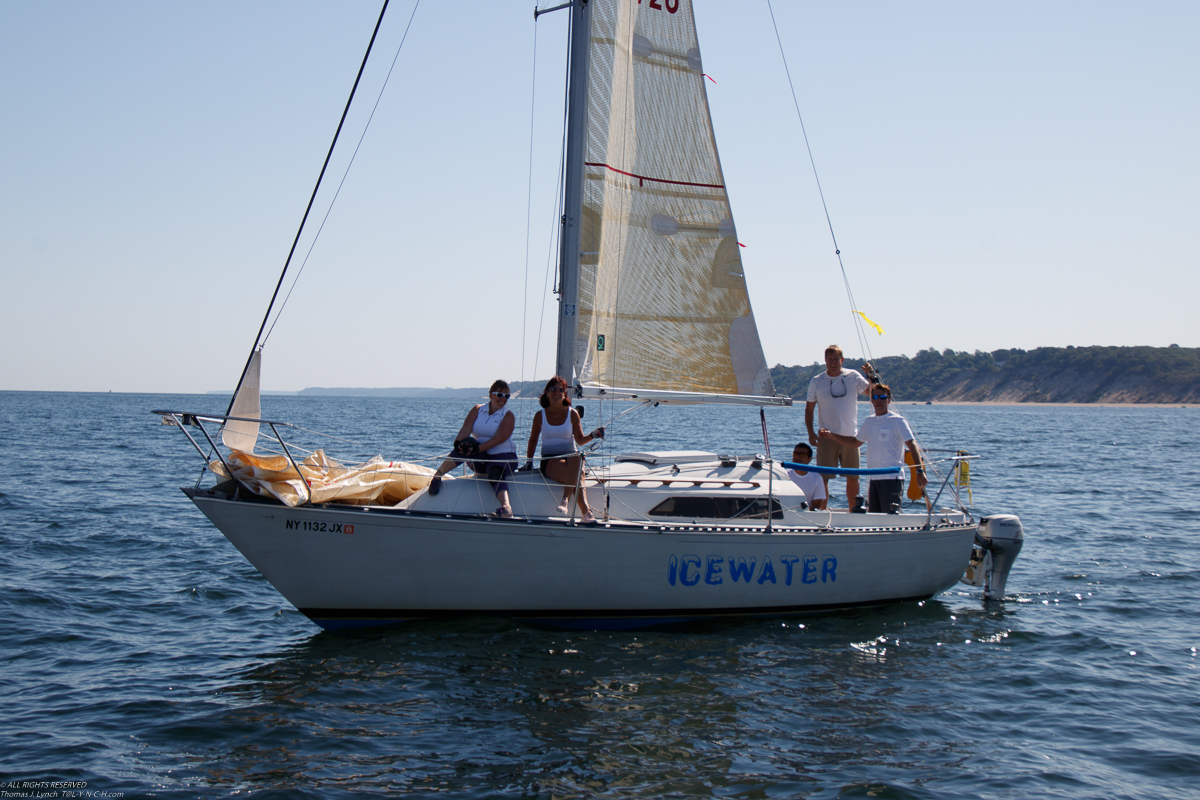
1 391 1197 799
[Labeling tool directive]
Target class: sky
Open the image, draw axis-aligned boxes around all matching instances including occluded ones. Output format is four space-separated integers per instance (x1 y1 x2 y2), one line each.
2 1 1196 394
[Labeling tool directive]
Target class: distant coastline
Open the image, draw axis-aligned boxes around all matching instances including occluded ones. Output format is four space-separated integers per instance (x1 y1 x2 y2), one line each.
773 345 1200 405
903 400 1193 408
206 387 493 398
207 382 551 399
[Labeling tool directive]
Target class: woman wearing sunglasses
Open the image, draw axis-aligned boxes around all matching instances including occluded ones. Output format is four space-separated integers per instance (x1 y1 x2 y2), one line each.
525 375 605 523
428 379 517 517
819 383 926 514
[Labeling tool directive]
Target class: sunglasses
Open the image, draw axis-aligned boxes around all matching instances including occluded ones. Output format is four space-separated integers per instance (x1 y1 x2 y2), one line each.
871 394 890 401
492 392 511 399
547 388 566 394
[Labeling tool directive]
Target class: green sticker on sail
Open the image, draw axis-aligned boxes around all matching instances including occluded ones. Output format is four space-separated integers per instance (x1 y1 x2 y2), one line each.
597 334 605 352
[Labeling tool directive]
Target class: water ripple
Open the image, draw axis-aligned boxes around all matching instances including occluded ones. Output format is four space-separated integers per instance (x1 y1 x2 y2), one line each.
1 394 1198 798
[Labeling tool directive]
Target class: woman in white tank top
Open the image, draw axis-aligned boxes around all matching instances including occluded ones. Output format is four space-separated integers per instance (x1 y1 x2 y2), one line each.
525 375 605 522
429 379 517 517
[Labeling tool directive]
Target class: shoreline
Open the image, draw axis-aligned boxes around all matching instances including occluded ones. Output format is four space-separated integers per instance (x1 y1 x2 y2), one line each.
897 400 1193 408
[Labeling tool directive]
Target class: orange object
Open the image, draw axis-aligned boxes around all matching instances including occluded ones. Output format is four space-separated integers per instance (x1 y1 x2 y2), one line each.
904 450 924 501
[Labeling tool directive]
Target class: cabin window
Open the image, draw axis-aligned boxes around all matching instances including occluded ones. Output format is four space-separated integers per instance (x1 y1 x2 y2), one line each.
648 496 782 520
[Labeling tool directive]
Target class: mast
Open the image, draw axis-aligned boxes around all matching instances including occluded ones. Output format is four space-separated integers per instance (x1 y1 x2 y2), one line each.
555 0 592 386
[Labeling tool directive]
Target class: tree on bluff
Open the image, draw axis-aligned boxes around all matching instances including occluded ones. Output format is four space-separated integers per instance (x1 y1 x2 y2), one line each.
769 346 1200 402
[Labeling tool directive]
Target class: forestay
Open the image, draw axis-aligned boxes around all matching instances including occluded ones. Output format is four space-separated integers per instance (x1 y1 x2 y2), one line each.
572 0 778 404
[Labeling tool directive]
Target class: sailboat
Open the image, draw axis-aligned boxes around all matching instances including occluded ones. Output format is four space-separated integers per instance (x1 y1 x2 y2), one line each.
157 0 1024 630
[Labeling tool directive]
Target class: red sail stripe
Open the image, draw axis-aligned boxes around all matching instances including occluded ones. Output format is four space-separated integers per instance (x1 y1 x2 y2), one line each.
585 162 724 190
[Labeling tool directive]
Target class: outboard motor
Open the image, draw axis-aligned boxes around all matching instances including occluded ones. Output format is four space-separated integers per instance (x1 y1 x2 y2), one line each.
960 514 1025 600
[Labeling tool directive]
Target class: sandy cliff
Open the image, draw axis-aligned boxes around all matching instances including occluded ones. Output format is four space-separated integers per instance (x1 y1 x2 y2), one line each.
930 367 1200 404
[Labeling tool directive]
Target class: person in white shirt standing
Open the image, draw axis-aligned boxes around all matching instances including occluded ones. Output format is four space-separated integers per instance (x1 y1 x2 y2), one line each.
805 344 871 511
786 442 827 510
819 382 927 513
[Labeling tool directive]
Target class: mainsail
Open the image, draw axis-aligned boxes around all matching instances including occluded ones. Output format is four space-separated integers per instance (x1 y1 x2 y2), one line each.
564 0 780 404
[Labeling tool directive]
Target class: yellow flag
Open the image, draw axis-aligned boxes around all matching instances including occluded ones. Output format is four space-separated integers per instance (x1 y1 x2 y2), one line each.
856 311 885 335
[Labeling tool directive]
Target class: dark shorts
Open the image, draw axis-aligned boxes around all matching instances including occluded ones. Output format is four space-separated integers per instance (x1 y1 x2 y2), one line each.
468 451 517 496
868 479 904 514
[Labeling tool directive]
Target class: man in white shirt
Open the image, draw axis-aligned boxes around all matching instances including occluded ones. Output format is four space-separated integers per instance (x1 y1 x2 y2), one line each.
786 442 827 510
805 344 871 511
819 383 926 513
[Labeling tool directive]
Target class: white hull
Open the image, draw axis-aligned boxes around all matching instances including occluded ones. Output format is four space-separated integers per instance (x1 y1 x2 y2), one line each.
185 458 979 629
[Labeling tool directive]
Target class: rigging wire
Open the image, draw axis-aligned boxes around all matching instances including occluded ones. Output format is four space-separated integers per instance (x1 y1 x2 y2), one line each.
765 0 872 366
551 3 574 301
537 57 571 381
520 14 541 432
518 3 574 437
760 406 775 532
531 7 574 390
227 0 392 416
262 0 423 346
529 4 573 391
520 5 575 454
